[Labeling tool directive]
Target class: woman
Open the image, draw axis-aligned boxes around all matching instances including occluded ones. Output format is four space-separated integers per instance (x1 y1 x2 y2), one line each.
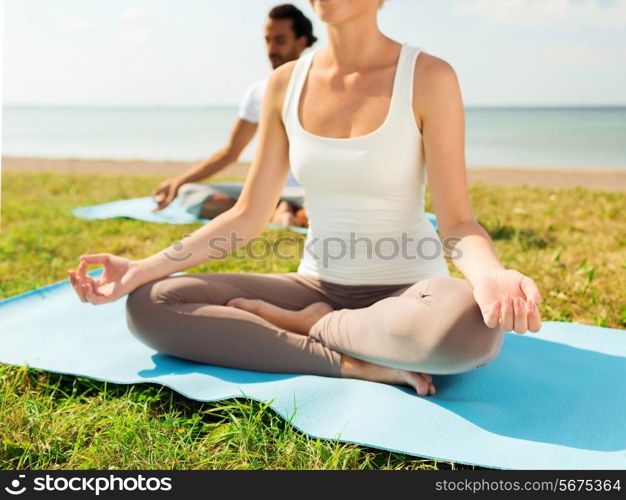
68 0 542 397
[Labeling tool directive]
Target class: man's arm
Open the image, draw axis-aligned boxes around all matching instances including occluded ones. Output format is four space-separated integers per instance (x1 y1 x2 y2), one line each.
178 118 258 183
151 118 257 211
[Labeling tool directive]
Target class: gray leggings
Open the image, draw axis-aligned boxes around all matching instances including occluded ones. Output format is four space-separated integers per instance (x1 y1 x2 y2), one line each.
125 272 504 378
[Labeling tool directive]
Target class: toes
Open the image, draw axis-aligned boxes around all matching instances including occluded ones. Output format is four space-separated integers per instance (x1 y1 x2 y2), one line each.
408 373 436 396
416 381 429 397
409 374 430 396
417 373 436 396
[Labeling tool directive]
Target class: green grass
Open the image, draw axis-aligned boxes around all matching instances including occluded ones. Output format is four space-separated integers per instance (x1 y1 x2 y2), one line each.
1 171 625 470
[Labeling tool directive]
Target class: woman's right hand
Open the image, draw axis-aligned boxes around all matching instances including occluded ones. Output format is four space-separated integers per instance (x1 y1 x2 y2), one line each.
151 178 181 212
67 253 143 305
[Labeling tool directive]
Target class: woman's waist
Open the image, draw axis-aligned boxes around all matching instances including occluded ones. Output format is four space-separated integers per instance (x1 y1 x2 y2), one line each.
297 254 450 286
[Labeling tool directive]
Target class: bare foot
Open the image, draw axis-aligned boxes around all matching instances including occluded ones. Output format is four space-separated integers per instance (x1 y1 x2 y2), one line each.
226 298 436 396
226 298 333 335
271 211 299 227
270 200 300 227
199 194 237 219
341 355 437 397
294 207 308 227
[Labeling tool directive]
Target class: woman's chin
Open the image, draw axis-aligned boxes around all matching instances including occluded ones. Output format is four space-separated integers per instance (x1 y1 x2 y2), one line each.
314 7 373 26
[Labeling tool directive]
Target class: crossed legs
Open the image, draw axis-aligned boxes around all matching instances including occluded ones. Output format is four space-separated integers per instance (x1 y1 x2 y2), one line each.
126 272 504 396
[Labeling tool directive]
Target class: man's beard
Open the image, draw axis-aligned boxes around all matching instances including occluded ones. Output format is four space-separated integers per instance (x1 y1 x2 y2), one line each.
269 48 298 69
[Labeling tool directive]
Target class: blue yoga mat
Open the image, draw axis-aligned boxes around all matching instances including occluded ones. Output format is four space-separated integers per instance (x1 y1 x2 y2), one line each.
70 196 439 234
1 268 625 470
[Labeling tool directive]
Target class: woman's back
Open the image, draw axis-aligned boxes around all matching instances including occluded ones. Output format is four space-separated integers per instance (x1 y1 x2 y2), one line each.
282 42 450 285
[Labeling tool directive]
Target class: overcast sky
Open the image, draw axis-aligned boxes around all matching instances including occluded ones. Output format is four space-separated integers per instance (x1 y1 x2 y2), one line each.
3 0 626 106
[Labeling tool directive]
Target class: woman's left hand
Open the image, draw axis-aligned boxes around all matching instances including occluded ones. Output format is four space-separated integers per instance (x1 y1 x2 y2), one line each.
471 268 542 334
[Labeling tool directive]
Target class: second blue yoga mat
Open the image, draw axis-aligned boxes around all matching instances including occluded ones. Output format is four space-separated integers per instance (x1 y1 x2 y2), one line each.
70 196 439 233
1 269 625 470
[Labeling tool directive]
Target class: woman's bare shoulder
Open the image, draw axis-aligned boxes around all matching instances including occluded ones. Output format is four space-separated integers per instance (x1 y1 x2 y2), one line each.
264 59 299 108
412 51 462 126
414 51 460 96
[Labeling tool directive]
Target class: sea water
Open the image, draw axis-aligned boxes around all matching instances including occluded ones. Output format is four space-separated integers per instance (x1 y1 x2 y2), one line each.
3 106 626 169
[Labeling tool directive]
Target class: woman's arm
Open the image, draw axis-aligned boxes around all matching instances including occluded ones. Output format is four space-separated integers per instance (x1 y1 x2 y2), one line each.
70 62 298 303
413 53 542 333
414 54 503 283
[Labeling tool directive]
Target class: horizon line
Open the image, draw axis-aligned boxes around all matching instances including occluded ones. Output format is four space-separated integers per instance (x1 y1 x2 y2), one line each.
4 103 626 110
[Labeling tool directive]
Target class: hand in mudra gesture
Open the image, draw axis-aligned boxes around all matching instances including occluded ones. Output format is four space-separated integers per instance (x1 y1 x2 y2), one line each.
150 178 181 212
67 253 141 305
472 268 542 334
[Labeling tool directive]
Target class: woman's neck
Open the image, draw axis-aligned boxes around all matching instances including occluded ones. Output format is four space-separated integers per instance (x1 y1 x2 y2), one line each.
324 15 396 71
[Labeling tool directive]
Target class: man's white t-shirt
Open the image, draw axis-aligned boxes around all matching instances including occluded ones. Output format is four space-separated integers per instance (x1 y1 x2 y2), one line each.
237 78 268 124
237 78 300 187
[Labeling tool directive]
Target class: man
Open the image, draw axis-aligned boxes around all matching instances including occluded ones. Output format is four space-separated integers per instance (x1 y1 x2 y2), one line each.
151 4 314 227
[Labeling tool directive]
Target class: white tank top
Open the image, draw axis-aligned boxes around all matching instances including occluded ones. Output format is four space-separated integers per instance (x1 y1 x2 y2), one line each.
282 43 451 285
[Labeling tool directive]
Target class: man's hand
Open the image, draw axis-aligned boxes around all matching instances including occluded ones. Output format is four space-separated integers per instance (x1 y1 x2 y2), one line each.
151 178 182 212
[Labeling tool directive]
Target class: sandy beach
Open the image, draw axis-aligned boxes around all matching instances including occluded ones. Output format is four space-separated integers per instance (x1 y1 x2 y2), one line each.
3 156 626 192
